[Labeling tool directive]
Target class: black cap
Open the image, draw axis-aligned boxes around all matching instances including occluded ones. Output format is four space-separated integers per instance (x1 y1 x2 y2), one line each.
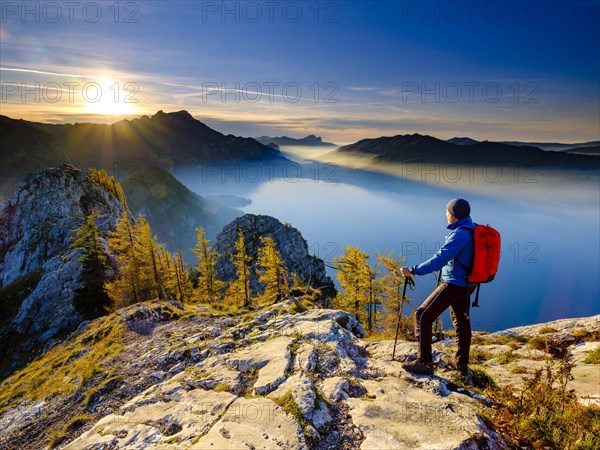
446 198 471 219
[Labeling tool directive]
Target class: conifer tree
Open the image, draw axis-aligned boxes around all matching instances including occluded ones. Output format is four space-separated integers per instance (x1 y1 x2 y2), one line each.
105 211 140 307
71 210 111 318
191 227 224 303
256 236 288 303
105 212 189 306
378 252 409 334
87 168 128 207
135 217 166 300
174 249 193 303
333 246 378 329
226 228 252 308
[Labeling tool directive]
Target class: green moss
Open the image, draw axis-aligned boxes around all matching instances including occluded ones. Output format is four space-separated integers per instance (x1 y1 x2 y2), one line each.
510 365 529 374
582 346 600 364
527 336 549 351
495 351 519 365
213 383 232 392
190 433 205 445
469 348 493 364
48 431 67 449
273 391 315 446
482 334 527 346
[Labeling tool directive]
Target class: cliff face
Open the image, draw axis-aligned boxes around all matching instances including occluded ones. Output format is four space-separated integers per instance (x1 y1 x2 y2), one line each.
0 165 126 375
214 214 334 295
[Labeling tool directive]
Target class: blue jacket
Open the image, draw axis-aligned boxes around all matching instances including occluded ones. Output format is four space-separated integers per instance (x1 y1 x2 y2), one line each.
413 216 475 287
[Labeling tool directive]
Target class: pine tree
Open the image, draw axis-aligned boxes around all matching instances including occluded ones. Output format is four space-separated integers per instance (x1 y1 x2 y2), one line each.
226 228 252 308
71 210 111 318
256 236 288 304
191 227 224 303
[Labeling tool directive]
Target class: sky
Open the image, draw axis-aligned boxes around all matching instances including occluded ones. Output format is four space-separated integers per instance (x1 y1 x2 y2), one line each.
1 0 599 143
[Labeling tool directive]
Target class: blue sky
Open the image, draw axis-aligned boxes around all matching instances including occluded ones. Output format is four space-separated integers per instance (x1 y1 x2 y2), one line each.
1 0 599 143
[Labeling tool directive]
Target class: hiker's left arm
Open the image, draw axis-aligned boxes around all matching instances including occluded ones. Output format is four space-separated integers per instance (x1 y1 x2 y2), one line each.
412 230 469 276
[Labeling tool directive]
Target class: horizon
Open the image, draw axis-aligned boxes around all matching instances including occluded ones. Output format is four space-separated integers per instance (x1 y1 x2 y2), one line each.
1 1 599 143
2 109 598 146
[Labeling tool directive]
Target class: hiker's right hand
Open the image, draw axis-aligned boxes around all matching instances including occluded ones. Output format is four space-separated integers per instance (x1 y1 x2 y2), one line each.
401 266 413 277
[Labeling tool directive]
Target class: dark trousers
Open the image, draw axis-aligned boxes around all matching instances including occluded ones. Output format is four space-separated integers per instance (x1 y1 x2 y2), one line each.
414 282 475 366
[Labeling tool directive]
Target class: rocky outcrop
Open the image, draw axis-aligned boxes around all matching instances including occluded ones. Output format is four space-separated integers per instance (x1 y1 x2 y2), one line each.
215 214 334 296
0 164 126 375
1 297 598 450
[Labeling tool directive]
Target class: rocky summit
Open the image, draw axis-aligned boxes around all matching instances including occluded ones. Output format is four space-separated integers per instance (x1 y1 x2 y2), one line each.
215 214 334 296
0 164 126 376
1 295 596 450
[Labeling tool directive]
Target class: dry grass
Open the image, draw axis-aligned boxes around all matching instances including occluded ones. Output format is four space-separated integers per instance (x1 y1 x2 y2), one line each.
484 360 600 449
0 314 125 415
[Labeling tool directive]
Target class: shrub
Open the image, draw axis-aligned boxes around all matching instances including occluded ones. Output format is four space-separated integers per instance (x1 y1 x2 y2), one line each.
485 359 600 449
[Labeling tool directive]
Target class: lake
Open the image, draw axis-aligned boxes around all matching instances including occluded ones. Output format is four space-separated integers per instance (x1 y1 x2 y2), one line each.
174 146 600 330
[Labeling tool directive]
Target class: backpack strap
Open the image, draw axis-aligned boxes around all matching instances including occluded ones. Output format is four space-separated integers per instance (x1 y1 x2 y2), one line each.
456 226 481 307
472 283 481 308
454 226 475 275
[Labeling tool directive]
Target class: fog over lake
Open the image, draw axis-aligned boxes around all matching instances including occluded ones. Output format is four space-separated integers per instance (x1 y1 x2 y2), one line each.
174 146 600 331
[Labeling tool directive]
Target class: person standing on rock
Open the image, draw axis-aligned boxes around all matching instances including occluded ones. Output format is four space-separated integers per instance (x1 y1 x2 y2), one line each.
400 198 476 376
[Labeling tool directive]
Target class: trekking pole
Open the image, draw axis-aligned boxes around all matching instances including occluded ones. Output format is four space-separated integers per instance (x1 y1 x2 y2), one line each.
392 276 415 360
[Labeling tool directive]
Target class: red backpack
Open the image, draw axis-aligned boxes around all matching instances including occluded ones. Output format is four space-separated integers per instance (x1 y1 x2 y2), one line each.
460 224 501 307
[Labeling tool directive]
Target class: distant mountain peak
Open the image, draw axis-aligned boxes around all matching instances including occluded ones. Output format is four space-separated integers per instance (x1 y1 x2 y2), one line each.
448 137 480 145
255 135 336 147
152 110 195 120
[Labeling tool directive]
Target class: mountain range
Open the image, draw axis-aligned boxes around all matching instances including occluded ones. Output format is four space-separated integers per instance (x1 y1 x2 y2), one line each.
335 133 599 169
255 134 336 147
0 111 287 199
448 136 600 153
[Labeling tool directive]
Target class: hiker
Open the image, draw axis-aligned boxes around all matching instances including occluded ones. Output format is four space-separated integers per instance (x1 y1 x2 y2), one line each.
400 198 476 376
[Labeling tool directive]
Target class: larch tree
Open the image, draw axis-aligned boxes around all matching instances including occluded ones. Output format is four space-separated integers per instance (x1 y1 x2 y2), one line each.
256 236 288 304
135 217 167 300
191 227 224 303
105 211 141 308
226 228 252 308
333 245 379 330
378 252 409 334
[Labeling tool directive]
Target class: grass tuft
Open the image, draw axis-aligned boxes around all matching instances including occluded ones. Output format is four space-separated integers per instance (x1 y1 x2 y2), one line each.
484 359 600 449
582 346 600 364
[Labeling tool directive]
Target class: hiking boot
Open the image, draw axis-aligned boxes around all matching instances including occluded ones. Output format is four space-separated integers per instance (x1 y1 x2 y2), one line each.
402 360 434 375
439 355 469 376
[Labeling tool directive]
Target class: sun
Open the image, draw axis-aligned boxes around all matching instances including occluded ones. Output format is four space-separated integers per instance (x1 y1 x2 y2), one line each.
83 78 140 116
